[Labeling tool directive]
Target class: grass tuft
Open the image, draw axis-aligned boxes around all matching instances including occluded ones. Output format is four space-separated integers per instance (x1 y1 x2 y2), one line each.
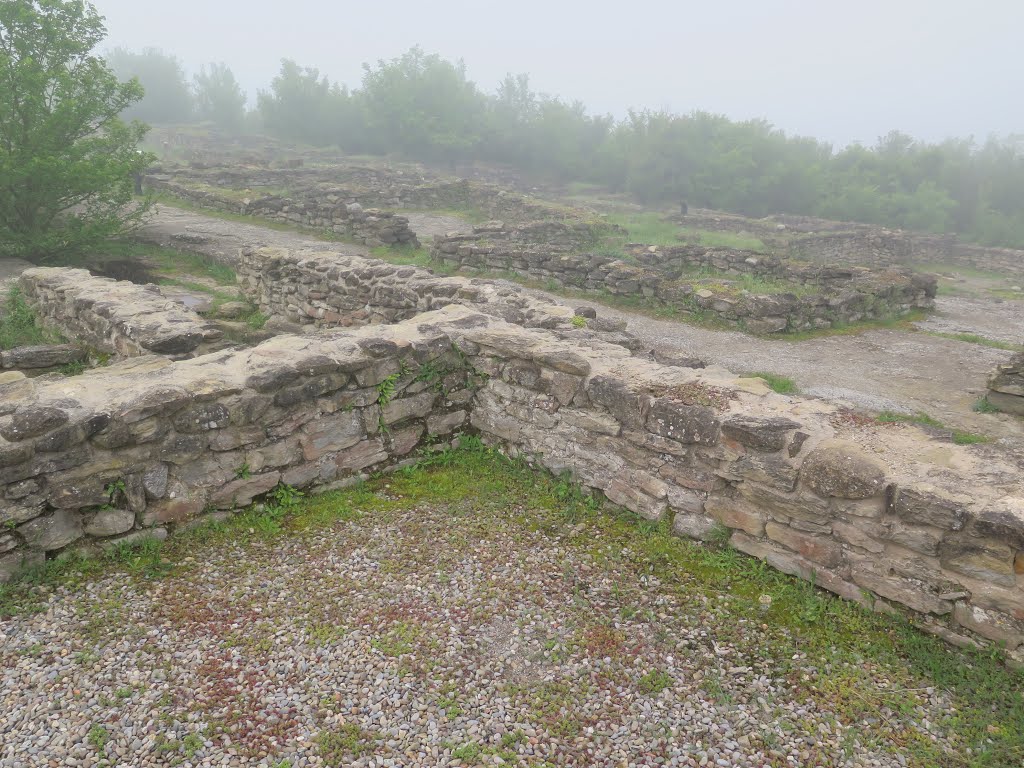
744 371 799 394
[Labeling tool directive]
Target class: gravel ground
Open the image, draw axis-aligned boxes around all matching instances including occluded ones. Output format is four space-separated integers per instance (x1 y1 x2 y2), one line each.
2 492 964 768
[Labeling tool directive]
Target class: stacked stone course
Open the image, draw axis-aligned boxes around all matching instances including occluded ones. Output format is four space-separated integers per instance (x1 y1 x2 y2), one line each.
145 176 419 248
236 246 587 333
0 305 1022 659
433 224 936 334
19 268 223 358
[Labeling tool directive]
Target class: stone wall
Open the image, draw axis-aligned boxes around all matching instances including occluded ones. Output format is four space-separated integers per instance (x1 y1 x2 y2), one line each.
432 225 936 334
236 246 594 334
19 268 223 359
988 352 1024 415
1 305 1022 659
1 345 88 376
145 176 420 248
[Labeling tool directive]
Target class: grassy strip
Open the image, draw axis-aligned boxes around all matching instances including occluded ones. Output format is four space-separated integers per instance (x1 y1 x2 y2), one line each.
876 410 990 445
923 331 1023 352
1 441 1022 765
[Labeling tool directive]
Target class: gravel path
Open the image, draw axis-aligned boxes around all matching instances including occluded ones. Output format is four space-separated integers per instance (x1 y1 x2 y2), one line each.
1 492 962 767
133 204 1023 439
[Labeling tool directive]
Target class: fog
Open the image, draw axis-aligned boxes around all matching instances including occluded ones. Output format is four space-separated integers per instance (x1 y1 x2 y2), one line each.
91 0 1021 147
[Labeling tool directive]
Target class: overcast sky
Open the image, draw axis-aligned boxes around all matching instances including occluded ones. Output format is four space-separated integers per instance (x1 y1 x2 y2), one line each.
90 0 1022 148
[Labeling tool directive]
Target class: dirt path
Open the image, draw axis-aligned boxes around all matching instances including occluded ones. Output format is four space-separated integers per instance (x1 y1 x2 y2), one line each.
135 204 1023 439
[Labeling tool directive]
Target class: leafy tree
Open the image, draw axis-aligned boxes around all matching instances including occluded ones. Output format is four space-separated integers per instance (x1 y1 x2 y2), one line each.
257 59 360 147
105 46 192 123
0 0 153 262
194 62 246 132
360 47 487 167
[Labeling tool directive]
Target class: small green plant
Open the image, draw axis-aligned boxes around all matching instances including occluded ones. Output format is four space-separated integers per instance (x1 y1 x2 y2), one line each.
317 724 377 762
0 286 63 350
637 669 673 695
451 742 481 761
744 371 799 395
973 397 1000 414
376 372 400 407
87 724 109 751
234 462 252 480
182 733 204 758
58 360 87 376
246 311 269 330
571 315 587 329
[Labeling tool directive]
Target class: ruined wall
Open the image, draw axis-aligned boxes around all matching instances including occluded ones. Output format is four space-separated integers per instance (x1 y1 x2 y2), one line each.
145 176 419 248
433 227 936 334
1 306 1022 659
236 246 588 333
988 352 1024 416
19 268 222 359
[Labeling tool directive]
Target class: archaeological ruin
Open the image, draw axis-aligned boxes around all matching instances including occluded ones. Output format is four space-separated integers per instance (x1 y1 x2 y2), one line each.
2 216 1023 664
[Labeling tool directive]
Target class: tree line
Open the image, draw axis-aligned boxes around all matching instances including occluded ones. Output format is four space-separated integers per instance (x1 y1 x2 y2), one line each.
5 0 1024 263
116 47 1024 249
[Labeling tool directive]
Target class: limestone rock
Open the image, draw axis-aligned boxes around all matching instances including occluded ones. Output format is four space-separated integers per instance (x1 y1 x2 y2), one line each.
800 440 887 499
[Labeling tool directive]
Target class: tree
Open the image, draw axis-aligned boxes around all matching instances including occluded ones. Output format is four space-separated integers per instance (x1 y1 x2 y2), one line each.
194 62 246 133
105 46 192 123
0 0 153 261
360 47 487 167
257 59 358 146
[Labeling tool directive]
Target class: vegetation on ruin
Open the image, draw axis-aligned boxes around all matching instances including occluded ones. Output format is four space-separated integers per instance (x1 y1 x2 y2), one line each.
876 410 990 445
2 440 1023 765
0 0 153 262
743 371 800 395
0 286 62 349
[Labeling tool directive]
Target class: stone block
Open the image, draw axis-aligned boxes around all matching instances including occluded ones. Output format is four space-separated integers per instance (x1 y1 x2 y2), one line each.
954 602 1024 649
673 512 719 540
646 399 720 445
800 440 888 499
0 406 68 441
335 438 388 472
588 376 650 430
889 485 970 532
427 410 466 436
851 567 952 615
939 539 1016 588
390 425 424 456
765 521 843 568
975 496 1024 549
19 509 83 551
209 471 281 510
84 508 135 537
730 531 867 606
299 411 364 460
604 477 667 521
382 391 437 425
721 415 801 452
881 521 943 556
832 519 884 553
705 497 767 537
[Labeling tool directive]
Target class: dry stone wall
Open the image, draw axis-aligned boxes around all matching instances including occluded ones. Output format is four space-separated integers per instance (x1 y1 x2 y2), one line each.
145 175 419 248
19 268 223 359
988 352 1024 415
433 225 936 334
236 246 593 333
0 305 1022 660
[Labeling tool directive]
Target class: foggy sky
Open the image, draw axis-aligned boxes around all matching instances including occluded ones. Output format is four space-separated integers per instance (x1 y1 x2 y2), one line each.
90 0 1022 148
